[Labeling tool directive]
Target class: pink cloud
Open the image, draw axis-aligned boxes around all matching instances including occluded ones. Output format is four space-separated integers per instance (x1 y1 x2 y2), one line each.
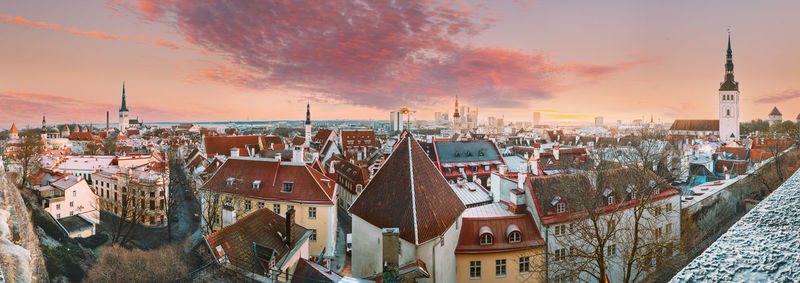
754 89 800 104
0 90 205 125
128 0 646 109
0 14 194 51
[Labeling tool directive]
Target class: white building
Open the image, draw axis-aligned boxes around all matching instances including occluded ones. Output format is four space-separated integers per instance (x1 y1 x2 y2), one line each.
119 83 130 132
389 111 404 133
349 134 465 282
37 175 99 238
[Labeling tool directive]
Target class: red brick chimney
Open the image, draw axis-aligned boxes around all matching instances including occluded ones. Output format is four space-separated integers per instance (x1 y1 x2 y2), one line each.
285 207 295 246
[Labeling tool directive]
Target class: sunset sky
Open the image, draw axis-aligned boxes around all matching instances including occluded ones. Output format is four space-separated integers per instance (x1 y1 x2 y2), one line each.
2 0 800 127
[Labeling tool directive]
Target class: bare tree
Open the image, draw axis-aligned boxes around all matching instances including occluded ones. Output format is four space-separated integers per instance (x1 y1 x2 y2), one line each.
86 243 190 282
198 174 239 234
16 133 44 189
112 171 148 245
102 137 117 155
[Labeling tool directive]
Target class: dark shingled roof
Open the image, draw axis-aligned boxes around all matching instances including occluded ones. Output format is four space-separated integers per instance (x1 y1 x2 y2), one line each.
349 134 466 245
669 120 719 131
769 107 782 116
434 140 501 164
291 258 342 283
205 208 310 275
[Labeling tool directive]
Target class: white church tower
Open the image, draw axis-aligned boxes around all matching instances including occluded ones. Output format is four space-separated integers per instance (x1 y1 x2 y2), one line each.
119 82 130 132
304 103 312 148
719 33 740 141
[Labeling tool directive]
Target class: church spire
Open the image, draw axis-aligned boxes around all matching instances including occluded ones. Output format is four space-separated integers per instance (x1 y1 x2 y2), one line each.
120 82 129 112
305 103 311 125
719 32 738 91
453 95 460 118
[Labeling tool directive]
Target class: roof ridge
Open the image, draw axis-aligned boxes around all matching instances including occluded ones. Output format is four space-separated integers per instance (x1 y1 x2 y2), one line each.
408 135 420 245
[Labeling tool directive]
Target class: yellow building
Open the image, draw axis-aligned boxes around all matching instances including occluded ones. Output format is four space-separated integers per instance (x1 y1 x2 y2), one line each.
92 160 169 227
455 202 545 282
201 157 338 263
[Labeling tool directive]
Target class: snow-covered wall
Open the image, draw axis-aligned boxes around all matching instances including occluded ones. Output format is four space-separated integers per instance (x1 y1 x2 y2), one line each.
672 167 800 281
0 163 48 282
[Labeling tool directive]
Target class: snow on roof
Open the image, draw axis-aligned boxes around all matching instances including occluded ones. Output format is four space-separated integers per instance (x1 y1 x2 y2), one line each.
56 156 115 171
672 168 800 282
681 177 744 207
450 182 492 207
462 202 516 218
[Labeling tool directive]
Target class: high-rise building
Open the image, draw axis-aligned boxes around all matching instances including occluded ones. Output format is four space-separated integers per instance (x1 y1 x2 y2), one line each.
487 116 497 128
497 117 504 128
390 111 403 133
594 116 604 127
533 112 541 127
718 33 740 141
119 82 129 132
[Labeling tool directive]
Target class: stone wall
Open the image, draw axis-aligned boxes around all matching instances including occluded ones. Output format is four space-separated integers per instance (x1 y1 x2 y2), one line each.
0 162 48 282
680 146 800 258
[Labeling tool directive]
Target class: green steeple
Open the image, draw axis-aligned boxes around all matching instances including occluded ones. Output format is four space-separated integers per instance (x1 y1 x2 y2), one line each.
120 82 129 112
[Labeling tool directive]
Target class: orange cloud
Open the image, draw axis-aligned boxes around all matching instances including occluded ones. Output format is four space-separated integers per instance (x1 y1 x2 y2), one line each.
0 14 194 51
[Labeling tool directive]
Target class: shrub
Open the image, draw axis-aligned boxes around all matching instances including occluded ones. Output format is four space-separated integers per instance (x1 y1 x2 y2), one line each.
33 212 67 241
41 242 87 282
78 233 109 249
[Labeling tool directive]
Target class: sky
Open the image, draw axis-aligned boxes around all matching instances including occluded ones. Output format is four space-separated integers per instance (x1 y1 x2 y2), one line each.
2 0 800 128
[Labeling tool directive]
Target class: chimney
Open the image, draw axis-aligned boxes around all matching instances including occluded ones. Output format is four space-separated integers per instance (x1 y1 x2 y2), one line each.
553 144 560 161
362 146 367 160
517 171 527 190
382 228 401 272
520 160 528 174
312 151 320 161
230 147 240 157
106 111 109 130
285 207 295 246
274 153 282 162
292 145 304 163
498 165 507 176
530 159 539 176
457 177 466 188
328 160 336 174
533 143 541 160
509 188 526 214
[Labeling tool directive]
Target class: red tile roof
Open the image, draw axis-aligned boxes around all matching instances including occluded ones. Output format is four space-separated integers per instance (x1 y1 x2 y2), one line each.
291 136 305 146
349 134 465 245
204 135 267 157
202 158 336 205
341 130 375 153
456 208 544 254
205 208 311 275
67 132 100 141
312 129 333 144
669 120 719 132
10 123 18 134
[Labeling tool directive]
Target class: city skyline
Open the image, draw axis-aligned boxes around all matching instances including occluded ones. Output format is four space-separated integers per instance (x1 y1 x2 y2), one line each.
3 1 800 125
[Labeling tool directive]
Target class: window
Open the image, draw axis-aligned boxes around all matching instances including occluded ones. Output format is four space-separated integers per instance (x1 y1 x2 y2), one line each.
666 203 672 212
469 261 481 279
607 244 617 257
495 259 507 277
56 204 61 210
226 177 235 186
608 196 615 205
252 180 261 189
508 231 521 243
726 109 731 116
666 223 672 235
631 191 637 199
554 225 566 236
556 202 565 213
282 182 293 193
471 166 478 172
72 191 76 197
444 168 452 174
308 207 317 219
70 201 74 207
356 184 363 194
519 256 530 274
655 227 663 238
245 201 251 211
654 206 662 216
484 165 491 171
273 204 281 214
555 248 567 261
149 200 155 210
56 213 60 218
258 202 264 209
480 234 493 245
310 229 317 242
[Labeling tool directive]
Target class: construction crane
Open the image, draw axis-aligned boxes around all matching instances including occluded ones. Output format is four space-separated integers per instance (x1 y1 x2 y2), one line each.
399 107 416 130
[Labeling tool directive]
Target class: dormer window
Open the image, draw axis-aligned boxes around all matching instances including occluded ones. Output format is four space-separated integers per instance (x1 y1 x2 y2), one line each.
608 196 615 205
508 231 521 243
480 234 493 245
252 180 261 189
455 151 461 157
479 226 493 245
471 166 478 172
226 177 235 186
478 151 485 157
556 203 565 213
282 182 293 193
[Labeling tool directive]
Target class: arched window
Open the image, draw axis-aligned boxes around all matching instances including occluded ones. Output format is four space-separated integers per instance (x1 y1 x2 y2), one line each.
509 231 521 243
479 226 493 245
727 109 731 116
480 234 493 245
